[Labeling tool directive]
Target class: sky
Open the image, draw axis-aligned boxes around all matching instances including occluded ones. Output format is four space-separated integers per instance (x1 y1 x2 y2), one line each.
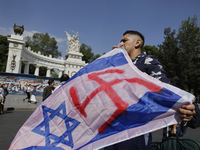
1 0 200 59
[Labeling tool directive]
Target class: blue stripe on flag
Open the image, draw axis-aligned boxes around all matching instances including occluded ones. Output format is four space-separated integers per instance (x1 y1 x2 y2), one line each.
76 87 181 150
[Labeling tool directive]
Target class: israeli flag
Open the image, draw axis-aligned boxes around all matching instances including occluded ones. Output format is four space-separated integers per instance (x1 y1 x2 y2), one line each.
9 48 194 150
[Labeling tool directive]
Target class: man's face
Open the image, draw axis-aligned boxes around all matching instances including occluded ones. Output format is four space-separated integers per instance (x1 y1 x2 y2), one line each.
50 82 54 87
120 34 136 54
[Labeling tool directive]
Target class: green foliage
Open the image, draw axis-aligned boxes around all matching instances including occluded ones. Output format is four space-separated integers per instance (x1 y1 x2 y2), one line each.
25 33 61 58
51 72 58 77
176 15 200 95
142 45 160 57
25 33 61 76
158 28 180 77
158 15 200 96
91 54 101 62
80 43 94 63
39 66 47 76
80 43 101 63
25 65 49 76
0 35 9 72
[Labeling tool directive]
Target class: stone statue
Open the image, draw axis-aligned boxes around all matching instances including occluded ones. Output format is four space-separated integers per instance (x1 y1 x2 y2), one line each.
65 31 80 52
10 55 17 71
13 24 24 36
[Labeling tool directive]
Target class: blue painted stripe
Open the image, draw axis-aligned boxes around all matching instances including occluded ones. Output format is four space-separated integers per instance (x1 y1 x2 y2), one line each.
76 88 181 150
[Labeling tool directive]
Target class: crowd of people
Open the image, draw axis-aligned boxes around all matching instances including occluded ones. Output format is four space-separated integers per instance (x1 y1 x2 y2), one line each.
23 84 37 104
0 74 70 112
21 74 70 104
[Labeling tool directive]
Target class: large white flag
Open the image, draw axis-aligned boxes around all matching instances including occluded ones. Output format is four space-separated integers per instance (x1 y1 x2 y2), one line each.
9 48 194 150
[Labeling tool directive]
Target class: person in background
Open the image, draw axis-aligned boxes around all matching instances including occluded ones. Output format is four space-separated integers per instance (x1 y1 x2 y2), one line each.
3 84 8 96
32 86 37 96
53 74 70 92
30 86 37 104
23 84 31 103
1 84 8 113
43 79 55 101
0 83 4 115
0 95 2 115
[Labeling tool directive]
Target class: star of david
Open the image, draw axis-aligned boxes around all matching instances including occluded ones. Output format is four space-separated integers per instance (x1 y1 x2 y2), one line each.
32 101 80 148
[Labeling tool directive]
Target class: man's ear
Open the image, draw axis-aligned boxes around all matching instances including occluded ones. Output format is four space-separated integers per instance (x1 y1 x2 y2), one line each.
135 39 142 48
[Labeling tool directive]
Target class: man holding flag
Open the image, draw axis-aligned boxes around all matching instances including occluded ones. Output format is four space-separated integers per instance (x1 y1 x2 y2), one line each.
9 30 195 150
104 30 195 150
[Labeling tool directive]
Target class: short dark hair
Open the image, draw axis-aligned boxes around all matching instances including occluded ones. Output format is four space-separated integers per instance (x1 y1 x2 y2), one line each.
48 79 54 85
123 30 145 48
60 74 70 82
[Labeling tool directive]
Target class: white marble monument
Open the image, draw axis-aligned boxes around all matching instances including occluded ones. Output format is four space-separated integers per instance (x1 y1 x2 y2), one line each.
6 31 86 78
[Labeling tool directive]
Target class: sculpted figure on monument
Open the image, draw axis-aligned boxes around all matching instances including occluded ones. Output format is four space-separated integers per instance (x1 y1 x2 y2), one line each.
13 24 24 36
10 55 17 71
65 31 80 52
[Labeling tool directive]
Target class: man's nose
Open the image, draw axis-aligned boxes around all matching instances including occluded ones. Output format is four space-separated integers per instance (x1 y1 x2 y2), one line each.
120 41 124 46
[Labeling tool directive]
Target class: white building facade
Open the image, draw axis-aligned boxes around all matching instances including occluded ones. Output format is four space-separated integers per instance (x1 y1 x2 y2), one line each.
6 33 86 78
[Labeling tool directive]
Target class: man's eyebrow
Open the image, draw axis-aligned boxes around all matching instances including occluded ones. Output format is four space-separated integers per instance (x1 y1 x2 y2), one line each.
120 38 127 42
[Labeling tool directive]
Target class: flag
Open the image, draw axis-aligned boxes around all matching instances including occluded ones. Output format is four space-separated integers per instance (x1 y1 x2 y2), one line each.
9 48 194 150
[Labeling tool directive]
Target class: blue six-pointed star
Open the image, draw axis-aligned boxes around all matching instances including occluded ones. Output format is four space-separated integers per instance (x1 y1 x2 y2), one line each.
32 101 80 148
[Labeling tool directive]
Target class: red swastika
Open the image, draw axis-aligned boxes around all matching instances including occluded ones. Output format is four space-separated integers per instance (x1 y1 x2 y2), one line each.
70 69 161 133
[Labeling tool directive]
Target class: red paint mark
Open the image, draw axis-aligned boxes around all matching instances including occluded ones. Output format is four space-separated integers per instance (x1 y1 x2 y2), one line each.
69 69 161 133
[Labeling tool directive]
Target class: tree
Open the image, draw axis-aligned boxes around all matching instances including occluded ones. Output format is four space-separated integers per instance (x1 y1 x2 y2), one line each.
157 28 186 89
51 72 58 77
80 43 101 63
177 15 200 96
158 15 200 97
142 45 160 57
157 28 180 78
80 43 94 63
25 33 61 58
91 54 101 62
0 35 9 72
25 33 61 76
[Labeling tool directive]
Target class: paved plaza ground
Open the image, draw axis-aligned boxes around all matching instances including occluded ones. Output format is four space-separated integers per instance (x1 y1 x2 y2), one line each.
4 94 43 111
0 94 200 149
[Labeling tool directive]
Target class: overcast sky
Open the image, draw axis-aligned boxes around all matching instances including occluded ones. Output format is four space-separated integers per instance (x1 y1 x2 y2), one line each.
1 0 200 58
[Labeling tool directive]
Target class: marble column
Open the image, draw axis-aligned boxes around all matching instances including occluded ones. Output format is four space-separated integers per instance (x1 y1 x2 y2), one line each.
59 69 64 78
46 67 52 77
34 65 40 76
23 62 30 74
19 60 22 73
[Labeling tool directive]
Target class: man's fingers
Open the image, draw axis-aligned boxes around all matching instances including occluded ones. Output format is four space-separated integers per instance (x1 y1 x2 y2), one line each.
112 45 119 50
181 104 195 110
180 115 193 122
179 107 196 115
179 104 196 122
